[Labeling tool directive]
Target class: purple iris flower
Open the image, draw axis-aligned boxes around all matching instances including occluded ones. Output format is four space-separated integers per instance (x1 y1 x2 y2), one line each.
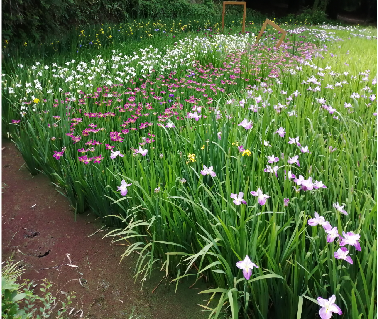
288 136 301 146
333 202 348 215
200 165 216 177
334 247 353 264
288 155 300 167
267 155 279 163
275 127 286 137
238 119 253 130
250 188 270 206
117 180 132 196
317 295 342 319
308 212 332 231
325 226 339 243
339 231 361 251
230 192 247 205
236 255 258 280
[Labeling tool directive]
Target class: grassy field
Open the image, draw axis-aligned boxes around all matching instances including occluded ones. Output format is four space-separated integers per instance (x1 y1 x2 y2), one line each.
2 19 377 319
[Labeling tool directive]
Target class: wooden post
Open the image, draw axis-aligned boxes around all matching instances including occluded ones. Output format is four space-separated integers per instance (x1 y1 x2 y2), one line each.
222 1 247 34
255 18 287 49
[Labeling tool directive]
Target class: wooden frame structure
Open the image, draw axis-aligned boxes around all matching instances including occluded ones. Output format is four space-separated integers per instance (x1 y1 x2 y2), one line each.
222 1 246 34
255 18 287 48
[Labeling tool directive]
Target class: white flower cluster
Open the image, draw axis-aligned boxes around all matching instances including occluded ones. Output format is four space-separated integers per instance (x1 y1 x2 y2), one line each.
2 33 254 104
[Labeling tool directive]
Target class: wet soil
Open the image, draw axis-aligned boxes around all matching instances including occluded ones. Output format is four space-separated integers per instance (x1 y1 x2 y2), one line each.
2 139 211 319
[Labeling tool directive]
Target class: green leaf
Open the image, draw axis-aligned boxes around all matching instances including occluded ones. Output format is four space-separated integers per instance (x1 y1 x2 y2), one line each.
297 295 303 319
198 288 228 294
228 288 239 319
12 293 26 302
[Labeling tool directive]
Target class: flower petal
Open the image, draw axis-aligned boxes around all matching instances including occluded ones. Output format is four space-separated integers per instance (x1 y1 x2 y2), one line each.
243 268 252 280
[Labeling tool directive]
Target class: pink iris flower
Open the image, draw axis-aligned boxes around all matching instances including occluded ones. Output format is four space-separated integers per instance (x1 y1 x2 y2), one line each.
333 202 348 215
110 150 124 159
313 180 327 189
275 127 286 137
230 192 247 205
264 165 279 177
288 155 300 167
166 122 175 128
200 165 216 177
308 212 332 231
238 119 253 130
188 112 201 121
117 180 132 196
288 136 301 146
236 255 259 280
317 295 342 319
334 247 353 264
301 146 309 153
267 155 279 163
339 231 361 251
325 226 339 243
300 177 314 191
137 146 148 156
250 188 270 206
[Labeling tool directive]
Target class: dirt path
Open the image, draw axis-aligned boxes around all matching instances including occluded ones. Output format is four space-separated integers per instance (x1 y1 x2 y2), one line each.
1 139 210 319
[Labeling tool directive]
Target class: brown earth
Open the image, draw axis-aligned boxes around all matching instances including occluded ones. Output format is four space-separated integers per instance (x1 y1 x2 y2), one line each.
1 139 213 319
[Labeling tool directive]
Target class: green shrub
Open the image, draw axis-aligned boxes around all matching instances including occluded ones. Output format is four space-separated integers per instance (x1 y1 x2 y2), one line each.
289 8 329 25
1 0 133 46
138 0 216 19
2 258 75 319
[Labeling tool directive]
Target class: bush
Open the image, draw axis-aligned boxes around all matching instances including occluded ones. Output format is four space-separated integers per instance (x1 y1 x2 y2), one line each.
138 0 216 19
1 0 133 46
2 258 75 319
2 0 218 46
292 8 329 25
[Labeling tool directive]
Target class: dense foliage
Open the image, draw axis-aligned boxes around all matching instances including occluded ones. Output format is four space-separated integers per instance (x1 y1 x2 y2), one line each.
2 15 377 319
1 0 216 45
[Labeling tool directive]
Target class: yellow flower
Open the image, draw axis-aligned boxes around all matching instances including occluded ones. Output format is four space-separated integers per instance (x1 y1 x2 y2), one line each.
187 153 196 162
201 145 205 150
33 98 40 104
242 150 251 157
232 141 239 146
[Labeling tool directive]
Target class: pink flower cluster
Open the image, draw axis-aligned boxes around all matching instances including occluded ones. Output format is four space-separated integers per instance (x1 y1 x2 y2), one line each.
110 131 124 142
287 172 327 191
78 154 103 164
85 139 102 146
308 212 361 264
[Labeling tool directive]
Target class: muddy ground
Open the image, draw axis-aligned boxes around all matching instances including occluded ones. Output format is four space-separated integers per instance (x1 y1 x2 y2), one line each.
2 139 214 319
